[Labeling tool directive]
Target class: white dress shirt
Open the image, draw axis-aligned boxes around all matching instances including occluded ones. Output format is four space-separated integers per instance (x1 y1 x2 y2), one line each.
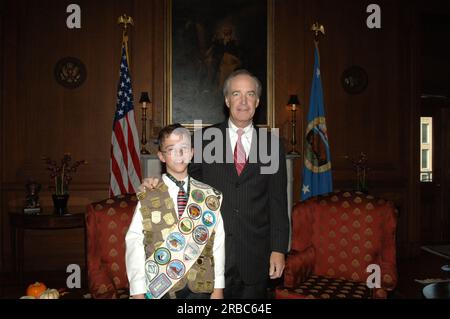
228 119 253 159
125 174 226 296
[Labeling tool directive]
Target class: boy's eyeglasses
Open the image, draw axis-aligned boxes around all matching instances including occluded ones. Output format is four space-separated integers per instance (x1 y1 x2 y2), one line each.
161 146 191 157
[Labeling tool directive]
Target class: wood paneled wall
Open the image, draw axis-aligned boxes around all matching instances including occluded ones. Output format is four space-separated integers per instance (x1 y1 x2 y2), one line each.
1 0 422 272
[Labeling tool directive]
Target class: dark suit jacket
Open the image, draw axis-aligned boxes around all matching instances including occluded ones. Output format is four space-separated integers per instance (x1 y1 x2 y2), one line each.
189 121 289 284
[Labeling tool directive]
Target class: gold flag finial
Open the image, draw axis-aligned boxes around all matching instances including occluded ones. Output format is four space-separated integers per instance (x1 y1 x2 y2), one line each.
117 14 134 63
118 14 134 31
311 22 325 41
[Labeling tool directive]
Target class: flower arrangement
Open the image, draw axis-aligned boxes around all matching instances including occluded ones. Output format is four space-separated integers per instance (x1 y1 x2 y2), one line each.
344 152 370 193
42 153 87 195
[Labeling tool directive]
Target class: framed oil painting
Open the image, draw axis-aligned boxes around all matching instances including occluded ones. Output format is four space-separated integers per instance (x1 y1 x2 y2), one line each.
166 0 274 128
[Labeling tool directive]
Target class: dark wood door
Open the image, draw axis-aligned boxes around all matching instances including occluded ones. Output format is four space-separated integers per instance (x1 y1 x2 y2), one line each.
420 98 450 244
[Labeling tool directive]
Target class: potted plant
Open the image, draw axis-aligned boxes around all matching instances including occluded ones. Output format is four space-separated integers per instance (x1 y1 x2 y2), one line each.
42 153 87 215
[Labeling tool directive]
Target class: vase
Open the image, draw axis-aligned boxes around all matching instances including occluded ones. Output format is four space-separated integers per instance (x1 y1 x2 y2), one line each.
52 194 69 215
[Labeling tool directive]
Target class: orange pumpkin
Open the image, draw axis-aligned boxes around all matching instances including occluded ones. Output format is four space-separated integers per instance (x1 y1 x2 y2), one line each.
26 282 47 298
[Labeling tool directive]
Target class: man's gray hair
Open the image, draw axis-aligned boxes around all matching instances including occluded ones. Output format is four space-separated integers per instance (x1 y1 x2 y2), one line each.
222 69 262 98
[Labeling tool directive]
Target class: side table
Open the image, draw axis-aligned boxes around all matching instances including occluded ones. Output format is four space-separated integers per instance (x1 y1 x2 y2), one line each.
9 213 86 285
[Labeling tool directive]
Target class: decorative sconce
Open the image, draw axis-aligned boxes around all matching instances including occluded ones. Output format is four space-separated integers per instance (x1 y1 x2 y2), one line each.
286 95 300 154
139 92 151 154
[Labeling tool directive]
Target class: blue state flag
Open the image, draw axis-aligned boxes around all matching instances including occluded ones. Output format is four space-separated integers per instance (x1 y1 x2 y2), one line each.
301 45 333 201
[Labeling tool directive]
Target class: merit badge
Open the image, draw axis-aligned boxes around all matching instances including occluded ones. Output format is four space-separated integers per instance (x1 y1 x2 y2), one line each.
166 260 186 280
178 218 193 235
187 268 198 281
163 213 175 226
159 184 169 192
183 241 200 261
140 205 150 216
166 232 186 252
150 197 161 208
164 198 174 210
205 195 220 211
161 227 172 239
154 247 171 265
191 189 205 203
145 260 159 283
151 210 162 224
191 179 209 189
187 203 202 220
137 192 147 201
148 273 172 298
142 218 153 231
202 211 216 227
193 225 209 245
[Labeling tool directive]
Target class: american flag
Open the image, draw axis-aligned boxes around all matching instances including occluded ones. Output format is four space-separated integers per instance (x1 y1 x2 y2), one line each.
110 45 142 196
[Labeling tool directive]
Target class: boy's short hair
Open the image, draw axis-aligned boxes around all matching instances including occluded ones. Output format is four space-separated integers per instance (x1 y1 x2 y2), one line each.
157 123 191 151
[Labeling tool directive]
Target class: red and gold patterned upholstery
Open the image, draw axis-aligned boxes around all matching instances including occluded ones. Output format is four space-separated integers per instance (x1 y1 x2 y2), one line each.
86 194 137 298
276 191 398 299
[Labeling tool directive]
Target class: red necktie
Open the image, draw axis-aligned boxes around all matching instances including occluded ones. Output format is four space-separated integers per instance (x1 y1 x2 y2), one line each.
234 128 246 176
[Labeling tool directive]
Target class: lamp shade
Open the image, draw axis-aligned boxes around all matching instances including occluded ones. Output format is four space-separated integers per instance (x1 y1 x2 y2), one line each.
139 92 151 103
287 94 300 106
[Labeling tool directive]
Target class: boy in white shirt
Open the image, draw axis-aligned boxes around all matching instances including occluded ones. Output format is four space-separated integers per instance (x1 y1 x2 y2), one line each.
125 123 225 299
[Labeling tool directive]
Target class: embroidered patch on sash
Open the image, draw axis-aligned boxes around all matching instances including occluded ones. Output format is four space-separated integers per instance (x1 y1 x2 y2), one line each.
193 225 209 245
187 203 202 220
179 218 194 234
148 273 172 298
166 232 186 252
154 247 171 265
187 268 198 281
137 192 147 201
202 211 216 227
205 195 220 211
183 241 200 261
161 228 171 239
164 198 174 209
163 213 175 226
191 189 205 203
151 211 162 224
190 179 209 189
166 260 186 280
145 260 159 283
142 219 153 231
140 205 150 215
150 197 161 208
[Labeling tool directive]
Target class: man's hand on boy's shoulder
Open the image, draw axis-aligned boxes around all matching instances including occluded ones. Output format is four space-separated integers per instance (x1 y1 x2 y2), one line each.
139 177 160 192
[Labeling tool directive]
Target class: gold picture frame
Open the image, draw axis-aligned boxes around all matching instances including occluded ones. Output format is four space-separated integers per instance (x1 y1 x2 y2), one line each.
165 0 274 129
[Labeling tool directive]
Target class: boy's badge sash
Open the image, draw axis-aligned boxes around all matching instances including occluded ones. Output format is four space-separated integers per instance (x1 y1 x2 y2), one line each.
137 179 222 299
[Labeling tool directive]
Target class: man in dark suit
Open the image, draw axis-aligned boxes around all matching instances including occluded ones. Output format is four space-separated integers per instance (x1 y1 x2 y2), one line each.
142 70 289 298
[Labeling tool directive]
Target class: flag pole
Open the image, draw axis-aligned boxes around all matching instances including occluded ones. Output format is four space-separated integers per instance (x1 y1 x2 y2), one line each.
118 14 134 64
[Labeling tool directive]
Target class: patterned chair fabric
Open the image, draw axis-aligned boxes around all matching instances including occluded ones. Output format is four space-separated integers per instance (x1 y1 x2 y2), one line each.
86 194 137 298
276 191 398 299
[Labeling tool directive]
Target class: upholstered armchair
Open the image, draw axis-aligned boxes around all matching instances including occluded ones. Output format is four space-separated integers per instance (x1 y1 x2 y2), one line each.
276 191 398 299
85 194 137 298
